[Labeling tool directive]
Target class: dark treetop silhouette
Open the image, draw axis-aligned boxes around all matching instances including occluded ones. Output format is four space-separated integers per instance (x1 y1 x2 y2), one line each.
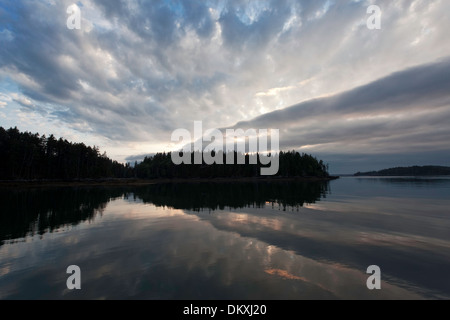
0 126 330 180
0 127 133 180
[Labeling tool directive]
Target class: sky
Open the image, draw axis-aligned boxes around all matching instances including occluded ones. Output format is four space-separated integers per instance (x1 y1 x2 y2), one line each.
0 0 449 173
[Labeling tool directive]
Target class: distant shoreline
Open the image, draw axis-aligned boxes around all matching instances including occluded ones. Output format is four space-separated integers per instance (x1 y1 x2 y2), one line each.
354 165 450 177
0 176 339 188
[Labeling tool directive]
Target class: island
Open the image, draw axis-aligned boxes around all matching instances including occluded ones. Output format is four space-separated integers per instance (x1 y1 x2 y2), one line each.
0 126 338 186
354 166 450 176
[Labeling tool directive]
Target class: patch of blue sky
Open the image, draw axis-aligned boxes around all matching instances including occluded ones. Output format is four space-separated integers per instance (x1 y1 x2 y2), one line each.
0 98 27 130
236 0 271 25
0 1 21 21
307 0 334 21
0 77 19 95
324 0 334 12
162 0 184 17
0 1 20 36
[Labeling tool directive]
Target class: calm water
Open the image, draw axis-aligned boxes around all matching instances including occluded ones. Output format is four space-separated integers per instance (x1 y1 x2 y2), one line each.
1 177 450 300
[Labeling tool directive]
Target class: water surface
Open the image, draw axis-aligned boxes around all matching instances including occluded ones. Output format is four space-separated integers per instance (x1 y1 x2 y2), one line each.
1 177 449 299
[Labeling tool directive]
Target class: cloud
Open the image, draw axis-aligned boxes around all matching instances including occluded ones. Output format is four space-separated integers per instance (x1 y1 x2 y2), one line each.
256 85 296 97
170 57 450 173
233 58 450 150
125 153 156 163
1 0 450 168
11 93 33 107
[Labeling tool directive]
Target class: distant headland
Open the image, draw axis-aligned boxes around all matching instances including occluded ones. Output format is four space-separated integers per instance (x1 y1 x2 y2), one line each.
354 166 450 176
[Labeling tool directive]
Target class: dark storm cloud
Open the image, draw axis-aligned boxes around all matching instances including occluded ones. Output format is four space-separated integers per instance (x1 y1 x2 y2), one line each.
235 58 450 129
232 58 450 151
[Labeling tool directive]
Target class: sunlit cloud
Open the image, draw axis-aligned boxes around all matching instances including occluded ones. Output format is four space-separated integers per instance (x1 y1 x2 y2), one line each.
0 0 449 172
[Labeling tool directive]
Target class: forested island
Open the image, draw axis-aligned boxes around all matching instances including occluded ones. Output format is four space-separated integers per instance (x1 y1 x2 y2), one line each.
135 151 330 179
0 126 332 182
354 166 450 176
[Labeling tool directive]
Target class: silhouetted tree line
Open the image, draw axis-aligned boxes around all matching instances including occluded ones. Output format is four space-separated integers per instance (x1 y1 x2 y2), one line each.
0 127 133 180
0 127 329 180
135 151 329 179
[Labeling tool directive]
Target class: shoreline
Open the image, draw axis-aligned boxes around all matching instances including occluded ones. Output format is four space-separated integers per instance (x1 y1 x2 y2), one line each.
0 176 339 188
